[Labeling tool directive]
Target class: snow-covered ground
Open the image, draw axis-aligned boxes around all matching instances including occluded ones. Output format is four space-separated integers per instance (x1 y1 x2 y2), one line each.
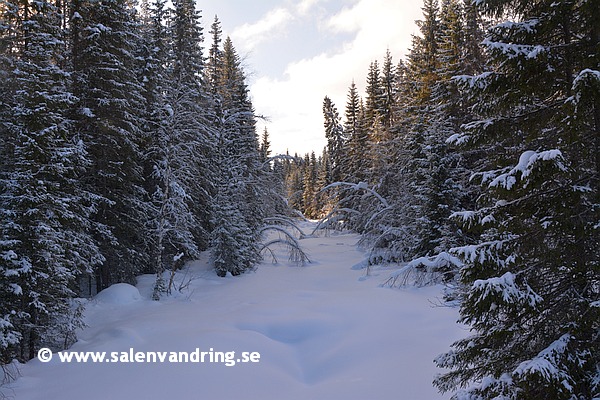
8 222 465 399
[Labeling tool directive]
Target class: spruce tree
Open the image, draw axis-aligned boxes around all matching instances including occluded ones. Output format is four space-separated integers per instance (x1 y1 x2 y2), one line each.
366 6 444 265
259 127 271 166
435 1 600 398
380 49 396 129
166 0 214 252
364 60 384 128
414 0 465 257
258 128 290 217
70 0 150 291
408 0 440 101
206 15 223 95
302 152 319 218
136 0 208 300
0 0 17 175
341 81 365 183
0 0 99 361
210 37 263 276
343 94 369 185
322 96 345 183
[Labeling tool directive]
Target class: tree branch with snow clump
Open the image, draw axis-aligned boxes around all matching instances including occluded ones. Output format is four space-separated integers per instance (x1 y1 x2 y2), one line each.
513 334 577 394
471 272 542 308
383 252 464 288
476 149 566 190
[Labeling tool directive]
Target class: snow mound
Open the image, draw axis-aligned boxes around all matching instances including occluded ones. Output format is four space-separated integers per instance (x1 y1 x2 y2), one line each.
94 283 141 304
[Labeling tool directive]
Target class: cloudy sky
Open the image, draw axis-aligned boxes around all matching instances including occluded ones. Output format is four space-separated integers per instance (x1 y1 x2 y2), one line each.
199 0 424 155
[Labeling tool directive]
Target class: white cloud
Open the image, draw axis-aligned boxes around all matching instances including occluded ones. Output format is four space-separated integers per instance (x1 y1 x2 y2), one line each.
231 7 294 51
294 0 323 15
252 54 343 155
251 0 423 155
326 0 421 53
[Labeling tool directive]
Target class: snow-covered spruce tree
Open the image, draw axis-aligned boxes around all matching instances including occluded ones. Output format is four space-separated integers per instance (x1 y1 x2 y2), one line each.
368 51 397 184
401 0 472 269
0 0 17 175
257 128 291 218
137 0 205 300
364 60 390 184
209 36 263 276
168 0 216 252
324 77 385 232
317 148 333 191
210 175 256 277
206 15 223 97
70 0 151 291
322 96 345 184
283 152 304 212
414 0 464 256
385 0 485 287
0 0 100 361
319 98 342 220
0 0 21 364
400 0 442 249
364 2 443 266
335 84 376 233
341 83 369 185
434 1 599 398
363 60 385 131
379 49 397 130
259 127 271 165
302 152 320 218
386 0 486 288
407 0 440 102
369 1 481 273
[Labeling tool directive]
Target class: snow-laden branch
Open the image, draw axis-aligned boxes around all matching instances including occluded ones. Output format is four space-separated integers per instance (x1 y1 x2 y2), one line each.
481 149 566 190
472 272 543 308
261 154 303 168
383 252 464 288
263 216 309 238
311 207 360 235
259 225 311 265
319 181 389 208
513 334 574 391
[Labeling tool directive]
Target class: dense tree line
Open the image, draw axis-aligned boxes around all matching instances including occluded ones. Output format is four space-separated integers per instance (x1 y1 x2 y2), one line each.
0 0 597 396
280 149 331 220
306 0 598 398
0 1 279 363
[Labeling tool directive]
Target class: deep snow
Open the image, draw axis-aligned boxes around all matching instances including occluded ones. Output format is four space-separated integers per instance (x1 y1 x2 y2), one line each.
7 222 465 399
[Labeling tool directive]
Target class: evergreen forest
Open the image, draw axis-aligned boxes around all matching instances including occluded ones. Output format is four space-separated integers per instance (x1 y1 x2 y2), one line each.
0 0 598 398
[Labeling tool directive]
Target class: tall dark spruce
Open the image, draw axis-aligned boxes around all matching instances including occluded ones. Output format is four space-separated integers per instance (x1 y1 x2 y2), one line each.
0 0 99 361
435 0 599 398
209 33 263 277
70 0 150 291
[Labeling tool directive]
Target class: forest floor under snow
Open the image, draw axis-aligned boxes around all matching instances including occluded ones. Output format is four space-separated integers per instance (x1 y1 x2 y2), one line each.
7 222 465 399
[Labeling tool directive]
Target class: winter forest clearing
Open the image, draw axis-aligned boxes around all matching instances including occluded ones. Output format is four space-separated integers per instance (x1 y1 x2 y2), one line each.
7 223 466 399
0 0 599 398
